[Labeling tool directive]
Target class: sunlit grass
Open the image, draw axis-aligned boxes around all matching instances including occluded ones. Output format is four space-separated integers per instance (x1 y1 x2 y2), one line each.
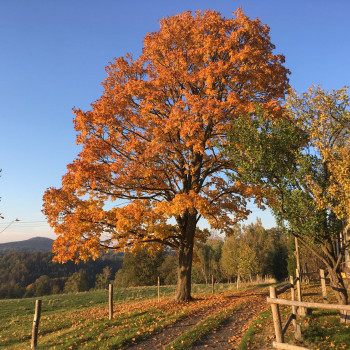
0 283 252 349
239 282 350 350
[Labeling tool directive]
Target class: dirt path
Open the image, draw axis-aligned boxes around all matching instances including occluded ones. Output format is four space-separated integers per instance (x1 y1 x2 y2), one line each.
192 292 268 349
126 288 267 349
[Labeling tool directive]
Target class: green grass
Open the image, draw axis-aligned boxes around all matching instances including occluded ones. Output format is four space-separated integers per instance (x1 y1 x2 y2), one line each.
300 309 350 349
239 282 350 350
237 309 272 350
0 283 247 349
0 287 178 349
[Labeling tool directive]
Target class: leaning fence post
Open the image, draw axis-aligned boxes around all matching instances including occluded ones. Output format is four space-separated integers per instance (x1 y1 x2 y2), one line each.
269 286 284 343
109 284 113 320
31 299 42 349
320 269 327 303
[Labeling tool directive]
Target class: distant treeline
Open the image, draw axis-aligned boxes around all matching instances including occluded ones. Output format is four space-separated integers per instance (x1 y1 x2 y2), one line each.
0 220 322 300
0 251 123 299
115 220 291 289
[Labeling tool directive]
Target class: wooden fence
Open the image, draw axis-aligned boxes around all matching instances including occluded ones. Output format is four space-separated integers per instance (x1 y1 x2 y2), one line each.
267 269 350 350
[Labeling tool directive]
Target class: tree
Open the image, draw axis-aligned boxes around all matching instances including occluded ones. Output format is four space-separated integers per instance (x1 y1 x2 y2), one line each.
114 246 165 287
158 254 178 285
42 8 290 301
195 238 223 283
221 234 240 280
32 275 52 296
285 86 350 304
225 86 350 304
64 270 89 293
95 266 111 290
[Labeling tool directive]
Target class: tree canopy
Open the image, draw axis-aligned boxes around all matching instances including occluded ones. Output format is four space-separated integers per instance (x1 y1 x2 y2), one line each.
43 8 289 300
225 86 350 304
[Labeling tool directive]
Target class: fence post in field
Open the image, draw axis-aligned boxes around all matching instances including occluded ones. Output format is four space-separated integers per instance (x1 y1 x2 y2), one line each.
157 276 160 302
269 286 283 343
290 276 302 340
295 237 301 275
320 269 327 303
31 299 42 349
296 269 307 316
212 275 214 294
109 284 113 320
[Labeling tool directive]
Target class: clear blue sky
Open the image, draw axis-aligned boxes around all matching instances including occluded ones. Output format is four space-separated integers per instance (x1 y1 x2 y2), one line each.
0 0 349 243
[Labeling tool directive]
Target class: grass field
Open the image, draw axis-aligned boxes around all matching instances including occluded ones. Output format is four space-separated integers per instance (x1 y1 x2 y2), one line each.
0 283 250 349
2 282 350 349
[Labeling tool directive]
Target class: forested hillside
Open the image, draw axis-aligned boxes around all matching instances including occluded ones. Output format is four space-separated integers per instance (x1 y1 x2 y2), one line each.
0 220 309 301
0 251 123 299
0 237 53 254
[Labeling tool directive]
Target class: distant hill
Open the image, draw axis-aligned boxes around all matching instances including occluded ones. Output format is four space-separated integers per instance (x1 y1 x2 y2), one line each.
0 237 53 254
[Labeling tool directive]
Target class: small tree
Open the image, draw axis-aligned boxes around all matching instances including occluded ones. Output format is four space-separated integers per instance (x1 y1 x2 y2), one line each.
114 247 164 287
95 266 111 290
64 270 89 293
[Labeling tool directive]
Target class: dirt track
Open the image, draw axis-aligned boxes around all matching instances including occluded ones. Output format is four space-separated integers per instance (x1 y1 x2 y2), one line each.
127 288 268 349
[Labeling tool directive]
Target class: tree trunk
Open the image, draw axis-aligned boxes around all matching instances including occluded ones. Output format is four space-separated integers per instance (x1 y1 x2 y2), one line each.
175 213 196 301
327 267 348 305
327 267 349 323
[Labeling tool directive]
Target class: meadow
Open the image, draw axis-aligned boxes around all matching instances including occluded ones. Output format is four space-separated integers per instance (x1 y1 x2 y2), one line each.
2 282 350 349
0 283 256 349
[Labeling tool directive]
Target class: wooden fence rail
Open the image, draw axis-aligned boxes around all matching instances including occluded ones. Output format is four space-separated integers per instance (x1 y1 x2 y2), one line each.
267 297 350 312
268 271 350 350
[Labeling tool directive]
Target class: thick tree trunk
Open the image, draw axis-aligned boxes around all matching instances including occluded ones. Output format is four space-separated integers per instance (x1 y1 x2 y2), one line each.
327 267 349 323
327 267 348 304
175 213 196 301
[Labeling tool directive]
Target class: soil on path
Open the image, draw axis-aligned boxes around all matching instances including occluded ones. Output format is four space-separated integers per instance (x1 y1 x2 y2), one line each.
126 288 268 350
192 291 268 349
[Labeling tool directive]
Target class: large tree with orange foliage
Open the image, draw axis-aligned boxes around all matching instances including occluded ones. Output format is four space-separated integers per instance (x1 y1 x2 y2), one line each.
43 8 289 301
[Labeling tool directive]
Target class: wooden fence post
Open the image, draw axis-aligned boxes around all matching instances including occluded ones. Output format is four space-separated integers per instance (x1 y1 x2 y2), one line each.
157 276 160 302
296 269 306 316
320 269 327 303
31 299 42 349
290 276 302 340
269 286 284 343
109 284 113 320
295 237 301 277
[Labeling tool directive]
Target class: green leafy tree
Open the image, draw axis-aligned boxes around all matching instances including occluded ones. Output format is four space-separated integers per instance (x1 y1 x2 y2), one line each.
221 235 240 280
114 247 165 287
158 254 178 285
225 88 350 304
195 238 224 283
64 270 89 293
33 275 52 296
95 266 111 290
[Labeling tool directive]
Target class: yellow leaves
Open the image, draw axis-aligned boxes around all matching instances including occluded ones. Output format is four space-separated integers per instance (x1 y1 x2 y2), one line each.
287 86 350 221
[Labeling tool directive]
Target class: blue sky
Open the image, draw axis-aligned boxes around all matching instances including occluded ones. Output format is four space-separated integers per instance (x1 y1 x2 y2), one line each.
0 0 349 243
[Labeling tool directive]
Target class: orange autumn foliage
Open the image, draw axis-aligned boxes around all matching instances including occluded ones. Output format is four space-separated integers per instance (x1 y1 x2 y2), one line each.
43 8 289 300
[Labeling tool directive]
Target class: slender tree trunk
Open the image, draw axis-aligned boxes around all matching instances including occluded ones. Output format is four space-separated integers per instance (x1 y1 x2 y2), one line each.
175 213 196 301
